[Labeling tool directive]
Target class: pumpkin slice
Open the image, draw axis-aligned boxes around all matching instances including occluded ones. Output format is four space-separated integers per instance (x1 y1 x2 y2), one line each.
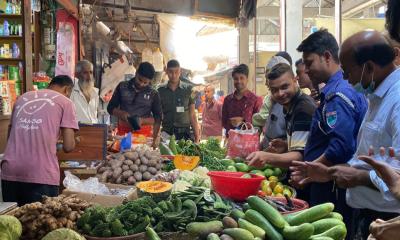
173 155 200 170
136 181 173 201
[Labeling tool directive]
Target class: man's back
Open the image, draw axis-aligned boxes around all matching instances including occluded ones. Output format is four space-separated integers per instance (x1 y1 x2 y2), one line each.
2 89 78 186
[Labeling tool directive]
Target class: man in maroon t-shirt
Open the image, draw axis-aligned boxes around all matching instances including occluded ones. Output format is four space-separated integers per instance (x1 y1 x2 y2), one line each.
222 64 262 135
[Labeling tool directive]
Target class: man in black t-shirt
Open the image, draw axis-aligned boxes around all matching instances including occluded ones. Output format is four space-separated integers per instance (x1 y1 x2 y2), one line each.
247 63 316 168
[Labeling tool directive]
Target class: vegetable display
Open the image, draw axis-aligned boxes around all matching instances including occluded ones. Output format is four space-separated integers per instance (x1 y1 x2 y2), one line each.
11 195 90 240
192 196 347 240
163 137 227 172
99 145 164 185
77 196 158 237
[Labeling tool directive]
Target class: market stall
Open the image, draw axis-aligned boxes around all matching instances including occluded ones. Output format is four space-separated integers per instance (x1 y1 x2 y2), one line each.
1 136 347 240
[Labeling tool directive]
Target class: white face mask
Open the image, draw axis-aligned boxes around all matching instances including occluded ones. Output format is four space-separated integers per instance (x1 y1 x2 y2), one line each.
353 63 375 95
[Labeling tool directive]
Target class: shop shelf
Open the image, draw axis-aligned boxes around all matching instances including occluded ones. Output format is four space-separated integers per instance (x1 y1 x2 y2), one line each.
0 14 22 18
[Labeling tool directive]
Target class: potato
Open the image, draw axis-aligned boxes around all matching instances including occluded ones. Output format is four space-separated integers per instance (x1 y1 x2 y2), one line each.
148 167 157 175
140 157 149 165
124 160 134 166
155 163 162 170
112 167 123 179
123 151 135 159
116 176 122 184
106 170 113 178
148 160 157 167
134 172 142 181
134 159 141 165
139 165 148 173
130 164 139 172
127 176 136 185
111 160 123 168
122 170 134 179
100 171 108 182
122 165 130 171
142 172 152 181
145 150 153 159
118 155 125 161
98 166 107 174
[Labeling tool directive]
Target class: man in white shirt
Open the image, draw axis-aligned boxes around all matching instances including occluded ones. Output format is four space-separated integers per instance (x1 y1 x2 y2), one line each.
290 31 400 239
70 60 99 123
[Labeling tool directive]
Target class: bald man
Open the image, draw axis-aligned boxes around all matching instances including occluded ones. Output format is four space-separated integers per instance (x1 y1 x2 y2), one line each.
291 31 400 239
201 85 223 139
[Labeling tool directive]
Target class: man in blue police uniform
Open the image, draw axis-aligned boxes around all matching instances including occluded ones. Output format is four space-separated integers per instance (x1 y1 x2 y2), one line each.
295 29 368 231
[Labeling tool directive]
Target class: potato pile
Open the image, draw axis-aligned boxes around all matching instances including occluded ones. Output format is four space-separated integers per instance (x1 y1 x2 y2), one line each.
99 145 164 185
11 194 91 240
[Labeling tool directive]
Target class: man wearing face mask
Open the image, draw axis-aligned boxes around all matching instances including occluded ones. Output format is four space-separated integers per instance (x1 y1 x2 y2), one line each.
107 62 162 148
71 60 99 124
291 31 400 239
289 29 368 234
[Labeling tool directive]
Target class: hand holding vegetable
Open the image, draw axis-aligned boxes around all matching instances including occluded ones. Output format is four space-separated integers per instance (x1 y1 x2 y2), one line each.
246 151 273 168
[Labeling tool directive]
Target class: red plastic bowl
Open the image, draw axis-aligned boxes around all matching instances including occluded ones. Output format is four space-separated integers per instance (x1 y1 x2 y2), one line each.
207 171 265 202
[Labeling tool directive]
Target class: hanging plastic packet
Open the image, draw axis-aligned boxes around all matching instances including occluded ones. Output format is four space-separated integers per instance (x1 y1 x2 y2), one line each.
120 132 132 152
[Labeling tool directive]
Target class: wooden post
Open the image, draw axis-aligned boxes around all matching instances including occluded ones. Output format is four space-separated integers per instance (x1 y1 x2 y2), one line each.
34 12 41 72
23 0 33 91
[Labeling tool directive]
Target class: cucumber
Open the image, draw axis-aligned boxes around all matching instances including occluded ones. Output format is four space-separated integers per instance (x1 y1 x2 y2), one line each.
247 196 287 229
287 203 334 226
230 209 245 221
186 221 223 238
324 212 343 221
310 225 347 240
282 223 314 240
145 226 161 240
244 209 283 240
207 233 221 240
282 212 298 222
311 218 345 235
238 218 265 239
223 228 254 240
221 159 235 166
235 163 250 172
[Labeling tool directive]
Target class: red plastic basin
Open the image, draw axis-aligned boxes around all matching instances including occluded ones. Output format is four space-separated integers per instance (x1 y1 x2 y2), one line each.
207 171 265 202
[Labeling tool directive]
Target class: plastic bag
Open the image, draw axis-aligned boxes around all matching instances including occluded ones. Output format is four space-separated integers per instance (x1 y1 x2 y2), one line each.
120 132 132 152
63 171 111 195
227 123 259 158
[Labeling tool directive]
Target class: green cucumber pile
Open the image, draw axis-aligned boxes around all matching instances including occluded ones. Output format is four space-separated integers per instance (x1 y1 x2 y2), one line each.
186 196 347 240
